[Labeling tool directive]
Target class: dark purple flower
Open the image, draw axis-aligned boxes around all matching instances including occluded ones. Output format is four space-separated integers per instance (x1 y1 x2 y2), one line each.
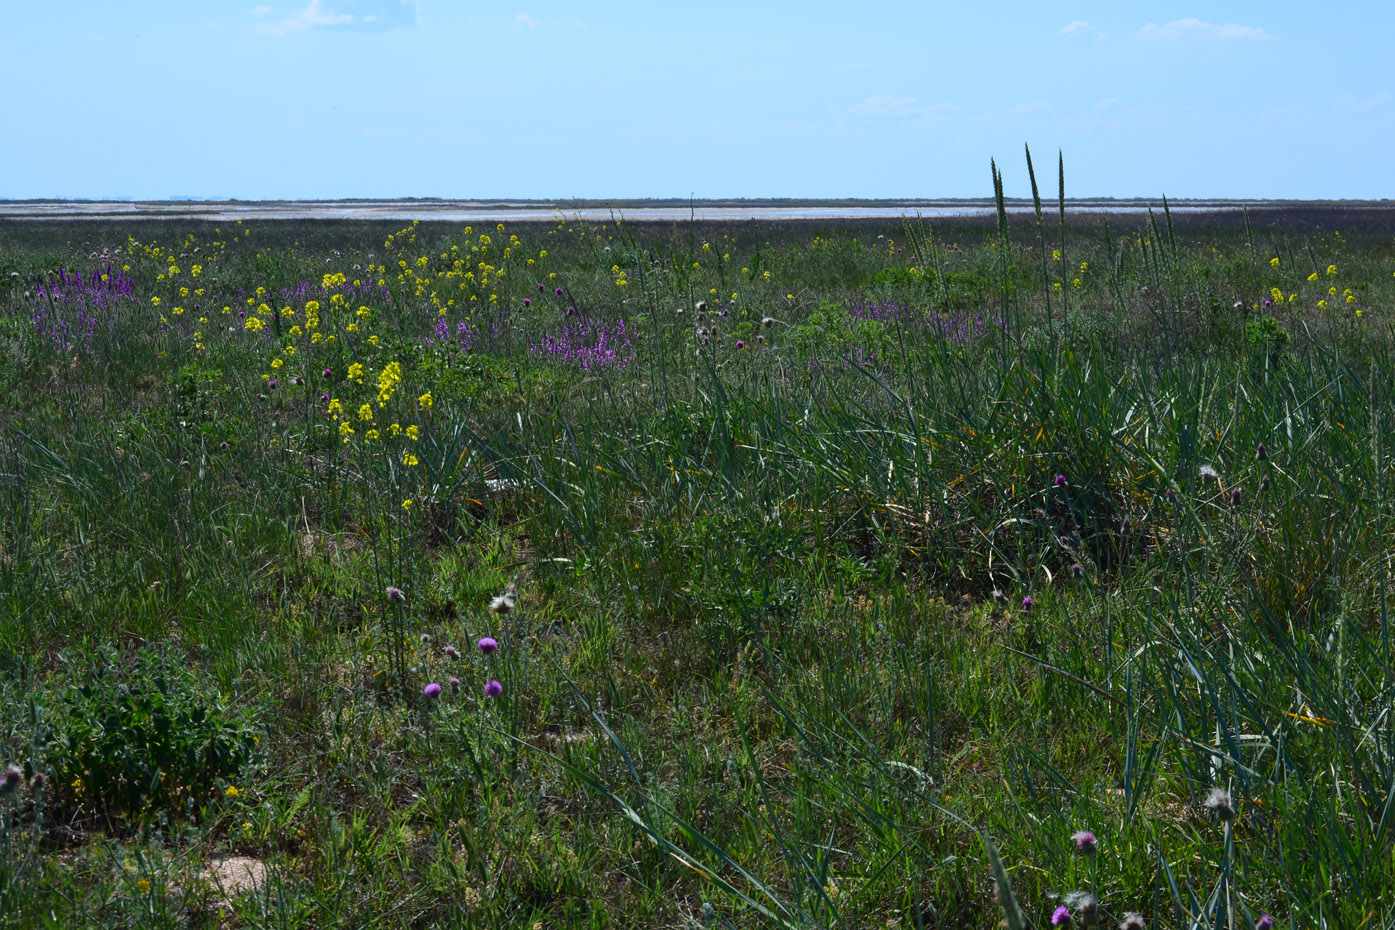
423 682 442 698
1256 444 1268 461
1257 916 1273 930
268 380 277 389
1053 906 1072 927
444 645 458 658
478 636 498 654
522 298 532 307
1055 474 1068 487
1231 488 1242 505
321 392 330 402
538 283 545 293
735 340 746 349
386 586 406 603
2 764 21 793
554 287 564 296
1261 475 1271 491
484 679 503 697
1022 596 1035 611
323 368 332 377
449 676 461 689
1072 830 1097 854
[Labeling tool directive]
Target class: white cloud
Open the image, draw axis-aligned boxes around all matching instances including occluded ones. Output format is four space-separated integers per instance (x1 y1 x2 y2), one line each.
1334 91 1390 113
1008 101 1051 116
849 95 918 117
1139 19 1273 41
255 0 417 36
516 12 542 28
848 96 965 118
1059 20 1107 41
252 5 271 16
1094 97 1120 110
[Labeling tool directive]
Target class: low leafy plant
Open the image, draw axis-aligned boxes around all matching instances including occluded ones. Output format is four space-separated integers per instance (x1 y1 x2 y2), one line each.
43 647 261 824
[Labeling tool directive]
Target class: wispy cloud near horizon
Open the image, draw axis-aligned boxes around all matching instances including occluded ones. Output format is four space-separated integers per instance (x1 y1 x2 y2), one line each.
847 96 965 118
1139 19 1273 41
1059 20 1107 41
254 0 418 37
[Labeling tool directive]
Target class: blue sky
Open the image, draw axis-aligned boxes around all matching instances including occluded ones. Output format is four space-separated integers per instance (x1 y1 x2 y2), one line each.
2 1 1391 200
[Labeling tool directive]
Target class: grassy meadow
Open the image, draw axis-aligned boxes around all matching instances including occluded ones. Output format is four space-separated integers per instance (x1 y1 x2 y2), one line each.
3 183 1395 928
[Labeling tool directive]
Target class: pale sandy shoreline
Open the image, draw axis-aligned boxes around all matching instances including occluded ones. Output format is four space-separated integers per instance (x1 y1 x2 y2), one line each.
0 199 1269 222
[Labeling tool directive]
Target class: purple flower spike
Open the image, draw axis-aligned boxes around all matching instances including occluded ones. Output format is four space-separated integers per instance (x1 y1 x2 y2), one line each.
423 682 442 698
1021 596 1035 610
1052 906 1072 927
321 392 330 402
484 679 503 697
1055 474 1068 487
1072 830 1097 854
478 636 499 655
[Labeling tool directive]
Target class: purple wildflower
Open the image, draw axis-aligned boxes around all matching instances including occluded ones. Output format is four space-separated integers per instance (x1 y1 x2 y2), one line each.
268 380 277 390
1021 596 1035 611
1053 906 1073 927
423 682 442 698
1055 474 1068 487
1257 916 1273 930
484 679 503 698
1256 444 1268 461
478 637 499 654
1231 488 1242 505
444 645 458 659
554 287 564 296
449 676 461 690
323 368 332 377
2 764 21 794
1072 830 1097 854
386 586 406 604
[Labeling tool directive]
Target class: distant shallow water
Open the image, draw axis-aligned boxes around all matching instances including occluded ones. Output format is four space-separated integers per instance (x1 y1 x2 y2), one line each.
0 201 1246 222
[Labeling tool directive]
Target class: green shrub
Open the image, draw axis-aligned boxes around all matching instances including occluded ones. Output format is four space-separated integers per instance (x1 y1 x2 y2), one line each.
43 647 261 824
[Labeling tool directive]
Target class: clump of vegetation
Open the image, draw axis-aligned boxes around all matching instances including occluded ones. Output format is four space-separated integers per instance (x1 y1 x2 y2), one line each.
43 647 262 825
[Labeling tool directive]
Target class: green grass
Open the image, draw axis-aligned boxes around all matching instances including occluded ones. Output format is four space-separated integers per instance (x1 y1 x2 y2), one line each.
3 184 1395 928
